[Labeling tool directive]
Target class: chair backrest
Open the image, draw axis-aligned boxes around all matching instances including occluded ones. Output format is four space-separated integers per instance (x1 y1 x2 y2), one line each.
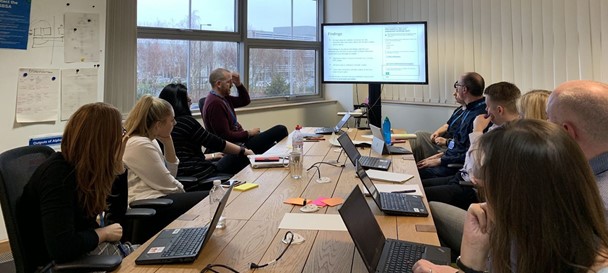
198 97 206 119
0 145 55 273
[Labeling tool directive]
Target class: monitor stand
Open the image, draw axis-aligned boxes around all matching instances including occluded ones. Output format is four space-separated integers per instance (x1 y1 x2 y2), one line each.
368 83 382 128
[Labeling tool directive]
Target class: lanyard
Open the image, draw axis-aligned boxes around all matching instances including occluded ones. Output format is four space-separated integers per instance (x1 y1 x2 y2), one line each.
210 90 238 127
448 108 466 128
459 100 486 128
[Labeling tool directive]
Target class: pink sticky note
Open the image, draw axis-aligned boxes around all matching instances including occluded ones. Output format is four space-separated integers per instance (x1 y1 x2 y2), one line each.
311 197 329 207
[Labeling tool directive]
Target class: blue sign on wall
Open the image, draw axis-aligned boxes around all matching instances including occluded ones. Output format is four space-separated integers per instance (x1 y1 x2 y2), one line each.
0 0 32 50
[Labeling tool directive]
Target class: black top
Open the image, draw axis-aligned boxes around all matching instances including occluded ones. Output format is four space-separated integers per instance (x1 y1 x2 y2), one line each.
440 97 487 166
18 152 100 266
172 115 227 179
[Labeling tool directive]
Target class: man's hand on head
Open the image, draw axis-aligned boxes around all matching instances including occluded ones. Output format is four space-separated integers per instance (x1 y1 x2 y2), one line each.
231 72 242 87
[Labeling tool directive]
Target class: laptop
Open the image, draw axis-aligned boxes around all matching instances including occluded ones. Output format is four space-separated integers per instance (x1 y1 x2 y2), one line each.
369 124 412 155
315 113 351 134
339 186 451 273
135 185 234 265
337 133 391 171
356 163 428 217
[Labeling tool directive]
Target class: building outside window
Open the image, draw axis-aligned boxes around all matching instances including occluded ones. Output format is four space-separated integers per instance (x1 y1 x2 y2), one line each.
136 0 322 109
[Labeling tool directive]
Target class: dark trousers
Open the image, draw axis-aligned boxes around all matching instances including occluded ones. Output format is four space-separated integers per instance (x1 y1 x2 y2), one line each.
215 154 251 174
134 191 208 244
423 174 478 210
418 165 459 179
244 125 288 154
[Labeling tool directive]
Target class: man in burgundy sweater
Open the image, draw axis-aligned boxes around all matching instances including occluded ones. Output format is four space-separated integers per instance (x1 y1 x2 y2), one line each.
202 68 288 154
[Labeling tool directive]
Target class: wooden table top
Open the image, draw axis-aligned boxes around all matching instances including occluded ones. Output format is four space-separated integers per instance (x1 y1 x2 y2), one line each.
115 128 439 273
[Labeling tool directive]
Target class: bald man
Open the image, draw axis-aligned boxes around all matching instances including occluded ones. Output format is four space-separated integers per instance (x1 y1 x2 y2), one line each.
547 80 608 214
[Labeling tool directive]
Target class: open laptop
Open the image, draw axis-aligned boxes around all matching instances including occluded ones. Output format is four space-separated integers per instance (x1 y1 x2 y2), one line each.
315 112 351 134
369 124 412 155
135 185 233 265
356 163 428 217
337 133 391 171
339 186 450 273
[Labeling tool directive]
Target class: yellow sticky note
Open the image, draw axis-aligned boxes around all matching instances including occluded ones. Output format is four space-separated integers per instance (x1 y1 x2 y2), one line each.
234 183 259 192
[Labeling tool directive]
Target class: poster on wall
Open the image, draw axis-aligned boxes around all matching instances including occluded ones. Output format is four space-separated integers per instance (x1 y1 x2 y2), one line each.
61 68 98 120
16 68 60 123
64 12 100 62
0 0 32 50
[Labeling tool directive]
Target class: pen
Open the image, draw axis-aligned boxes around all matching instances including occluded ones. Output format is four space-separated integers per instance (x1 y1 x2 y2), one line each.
391 189 416 193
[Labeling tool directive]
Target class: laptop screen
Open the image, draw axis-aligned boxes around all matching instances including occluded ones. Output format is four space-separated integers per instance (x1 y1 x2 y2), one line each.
337 133 361 167
333 113 351 131
339 186 387 272
369 124 384 141
355 163 383 209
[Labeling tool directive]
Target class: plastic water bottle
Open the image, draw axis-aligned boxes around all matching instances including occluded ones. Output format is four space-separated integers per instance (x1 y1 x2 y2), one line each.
292 125 303 153
382 117 392 145
209 180 226 229
290 125 304 179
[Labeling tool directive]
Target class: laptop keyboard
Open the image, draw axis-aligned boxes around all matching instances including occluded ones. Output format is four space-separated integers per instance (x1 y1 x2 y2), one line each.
382 240 425 273
359 156 388 168
161 227 208 257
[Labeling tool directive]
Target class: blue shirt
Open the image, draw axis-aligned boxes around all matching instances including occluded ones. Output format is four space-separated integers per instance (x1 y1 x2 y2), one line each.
590 151 608 217
441 97 487 167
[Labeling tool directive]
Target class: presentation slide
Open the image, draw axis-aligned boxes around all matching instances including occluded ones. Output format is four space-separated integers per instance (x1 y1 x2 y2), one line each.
322 23 427 84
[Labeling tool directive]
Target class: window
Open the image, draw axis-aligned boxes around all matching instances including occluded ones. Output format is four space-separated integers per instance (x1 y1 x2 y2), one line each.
136 0 322 104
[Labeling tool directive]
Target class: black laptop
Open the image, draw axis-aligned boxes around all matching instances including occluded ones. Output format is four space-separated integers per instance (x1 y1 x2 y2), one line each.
356 163 428 217
135 185 233 265
369 124 412 155
315 112 351 134
339 186 451 273
337 133 391 171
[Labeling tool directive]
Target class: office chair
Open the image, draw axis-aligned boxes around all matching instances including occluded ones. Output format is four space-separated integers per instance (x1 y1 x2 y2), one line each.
0 145 121 273
106 170 174 245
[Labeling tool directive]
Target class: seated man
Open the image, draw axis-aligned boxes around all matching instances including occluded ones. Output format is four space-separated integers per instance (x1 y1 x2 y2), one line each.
411 82 466 162
417 72 487 179
423 81 521 209
202 68 288 154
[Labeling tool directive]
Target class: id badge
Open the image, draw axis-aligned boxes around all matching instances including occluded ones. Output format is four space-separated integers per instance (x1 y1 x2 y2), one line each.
448 139 455 150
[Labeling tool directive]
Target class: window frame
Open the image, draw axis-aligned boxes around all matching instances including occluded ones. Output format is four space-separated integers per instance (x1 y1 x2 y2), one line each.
135 0 325 106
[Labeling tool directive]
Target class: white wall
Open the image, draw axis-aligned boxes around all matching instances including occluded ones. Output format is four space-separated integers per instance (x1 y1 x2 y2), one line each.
0 0 107 242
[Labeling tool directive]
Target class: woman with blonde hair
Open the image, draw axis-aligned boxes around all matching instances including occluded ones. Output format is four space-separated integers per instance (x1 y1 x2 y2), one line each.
517 89 551 120
19 102 129 269
123 95 208 241
414 119 608 273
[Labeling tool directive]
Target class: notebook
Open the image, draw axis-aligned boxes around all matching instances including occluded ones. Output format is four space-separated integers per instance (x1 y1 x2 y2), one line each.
248 154 289 168
315 112 351 134
369 124 412 155
365 169 414 183
135 185 234 265
356 163 428 217
339 186 451 273
337 133 391 171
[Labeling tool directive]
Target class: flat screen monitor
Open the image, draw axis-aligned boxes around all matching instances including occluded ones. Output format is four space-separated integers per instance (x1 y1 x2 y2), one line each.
322 22 428 84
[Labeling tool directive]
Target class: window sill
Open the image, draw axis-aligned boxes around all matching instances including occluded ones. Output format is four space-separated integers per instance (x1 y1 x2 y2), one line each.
237 99 336 113
383 100 460 108
192 99 337 117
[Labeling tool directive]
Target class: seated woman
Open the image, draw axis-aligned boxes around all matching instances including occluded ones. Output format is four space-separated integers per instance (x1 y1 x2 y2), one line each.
19 103 129 268
517 89 551 120
159 83 253 177
122 95 208 240
414 119 608 273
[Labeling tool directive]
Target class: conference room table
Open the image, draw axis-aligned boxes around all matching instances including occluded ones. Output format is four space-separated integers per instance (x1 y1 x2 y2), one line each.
115 128 441 273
